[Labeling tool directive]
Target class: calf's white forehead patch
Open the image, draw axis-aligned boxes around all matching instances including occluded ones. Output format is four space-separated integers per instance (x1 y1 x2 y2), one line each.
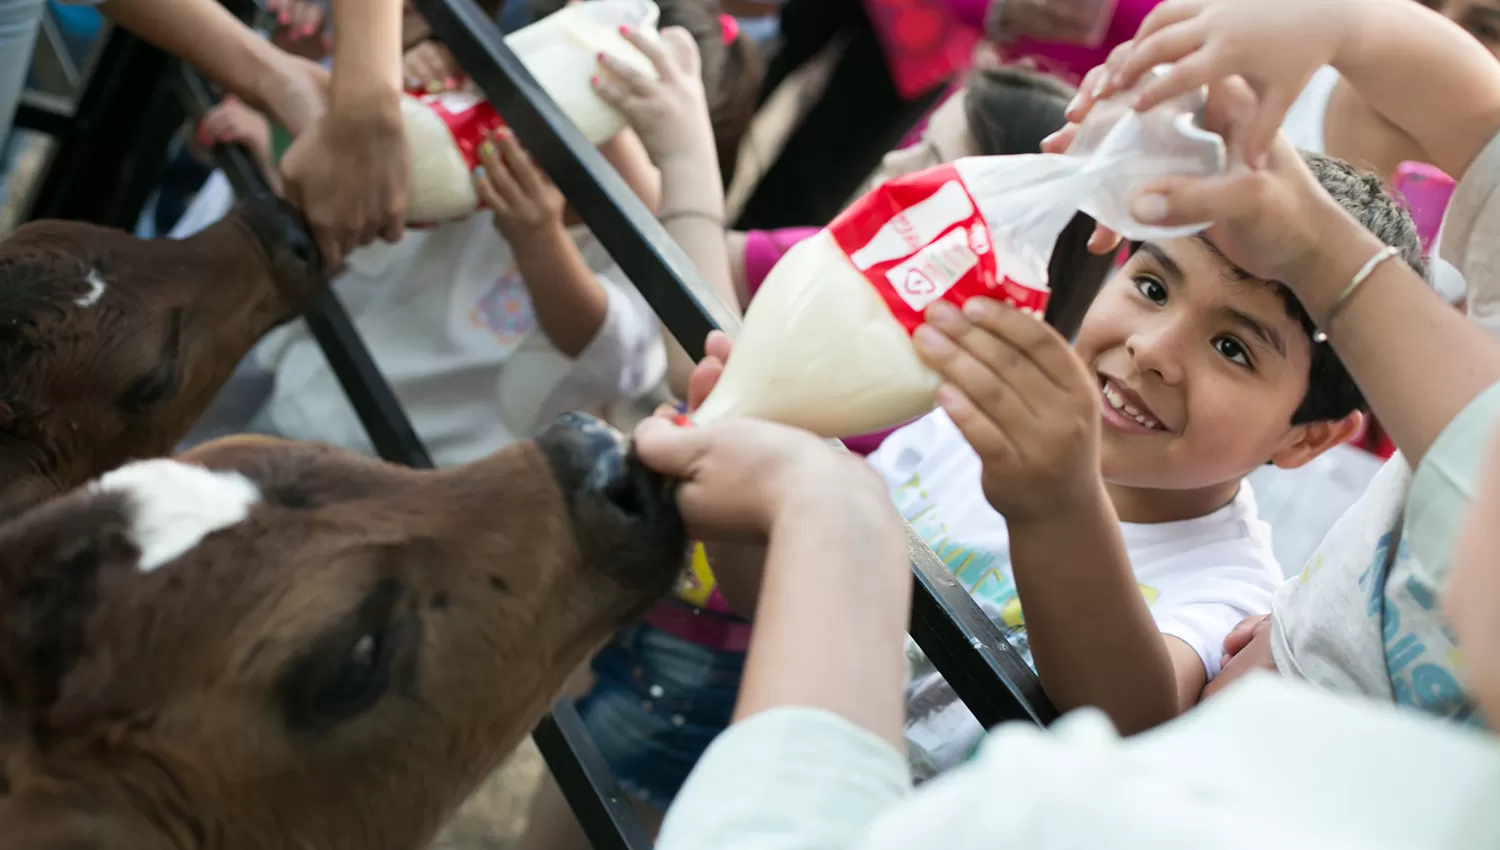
92 459 261 571
75 267 107 308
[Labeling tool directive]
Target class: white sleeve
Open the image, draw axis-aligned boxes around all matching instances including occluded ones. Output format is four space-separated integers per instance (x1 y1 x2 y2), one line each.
664 684 1414 850
1441 129 1500 335
531 270 666 427
657 707 911 850
1145 547 1282 679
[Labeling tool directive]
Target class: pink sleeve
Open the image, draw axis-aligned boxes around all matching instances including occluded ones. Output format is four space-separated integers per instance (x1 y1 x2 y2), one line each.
945 0 991 29
1000 0 1162 86
742 227 821 299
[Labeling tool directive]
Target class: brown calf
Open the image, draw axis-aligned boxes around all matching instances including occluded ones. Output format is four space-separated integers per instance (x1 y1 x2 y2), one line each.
0 197 322 518
0 413 685 849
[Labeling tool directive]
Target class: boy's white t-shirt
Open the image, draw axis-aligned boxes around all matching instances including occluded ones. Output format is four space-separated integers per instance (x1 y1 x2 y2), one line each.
251 212 666 467
868 410 1283 778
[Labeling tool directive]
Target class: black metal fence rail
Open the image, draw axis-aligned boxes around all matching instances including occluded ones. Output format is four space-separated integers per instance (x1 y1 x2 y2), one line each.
16 1 1059 847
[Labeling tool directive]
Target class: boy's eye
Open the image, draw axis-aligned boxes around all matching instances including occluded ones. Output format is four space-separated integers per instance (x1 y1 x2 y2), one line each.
1214 336 1252 368
1132 276 1167 304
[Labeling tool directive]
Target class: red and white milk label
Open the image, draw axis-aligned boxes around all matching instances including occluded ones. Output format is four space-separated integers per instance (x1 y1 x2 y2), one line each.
412 88 506 171
826 164 1049 333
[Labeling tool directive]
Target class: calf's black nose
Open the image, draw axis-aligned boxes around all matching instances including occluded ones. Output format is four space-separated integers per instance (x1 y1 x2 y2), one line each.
239 193 323 278
536 412 675 525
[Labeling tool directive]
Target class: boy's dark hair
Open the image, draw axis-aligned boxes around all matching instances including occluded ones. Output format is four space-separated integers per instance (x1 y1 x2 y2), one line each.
528 0 759 187
1287 151 1426 424
962 66 1116 340
964 66 1077 159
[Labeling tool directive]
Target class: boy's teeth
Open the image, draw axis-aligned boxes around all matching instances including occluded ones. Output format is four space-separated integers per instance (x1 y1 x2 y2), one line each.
1102 381 1162 430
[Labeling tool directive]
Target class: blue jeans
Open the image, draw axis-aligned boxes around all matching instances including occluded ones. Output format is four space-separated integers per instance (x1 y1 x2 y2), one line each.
0 0 44 152
575 623 746 810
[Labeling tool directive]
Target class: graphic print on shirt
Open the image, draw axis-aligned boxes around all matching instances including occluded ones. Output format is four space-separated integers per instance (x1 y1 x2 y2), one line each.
468 266 536 347
890 471 1161 669
1359 528 1482 725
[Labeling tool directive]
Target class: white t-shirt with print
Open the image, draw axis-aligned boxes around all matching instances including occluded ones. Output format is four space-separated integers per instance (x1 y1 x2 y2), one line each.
869 410 1283 779
251 212 665 467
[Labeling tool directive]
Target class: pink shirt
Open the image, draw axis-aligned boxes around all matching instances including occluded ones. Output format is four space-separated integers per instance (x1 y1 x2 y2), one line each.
996 0 1159 86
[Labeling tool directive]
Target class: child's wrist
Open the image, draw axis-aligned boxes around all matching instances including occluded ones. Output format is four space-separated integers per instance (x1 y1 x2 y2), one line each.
504 217 572 253
1003 476 1112 533
1281 206 1388 323
655 145 722 181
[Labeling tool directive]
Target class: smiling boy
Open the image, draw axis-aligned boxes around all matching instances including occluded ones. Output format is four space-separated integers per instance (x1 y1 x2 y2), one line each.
893 150 1423 776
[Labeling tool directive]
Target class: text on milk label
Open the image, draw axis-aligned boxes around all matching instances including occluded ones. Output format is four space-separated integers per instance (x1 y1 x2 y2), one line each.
827 163 1049 333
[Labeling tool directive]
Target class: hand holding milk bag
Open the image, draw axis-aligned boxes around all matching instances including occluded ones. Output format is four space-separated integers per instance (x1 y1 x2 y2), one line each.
399 0 662 225
690 69 1227 439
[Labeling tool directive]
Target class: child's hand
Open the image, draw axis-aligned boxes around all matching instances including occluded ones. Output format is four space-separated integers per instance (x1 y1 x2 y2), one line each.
592 26 717 169
197 97 281 193
403 39 461 94
269 0 330 62
1201 613 1278 700
913 298 1103 525
634 416 891 541
473 127 567 241
1097 0 1363 168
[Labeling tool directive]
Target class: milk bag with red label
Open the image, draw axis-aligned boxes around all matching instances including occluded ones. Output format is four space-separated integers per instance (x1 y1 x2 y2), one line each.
691 72 1228 439
400 0 662 226
401 89 507 227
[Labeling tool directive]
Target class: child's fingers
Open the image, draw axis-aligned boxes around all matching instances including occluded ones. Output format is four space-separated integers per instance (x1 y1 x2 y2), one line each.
1242 84 1301 170
1113 23 1211 108
660 26 702 80
590 71 634 111
1126 48 1222 115
913 314 1042 426
494 128 548 197
1087 224 1123 255
1221 614 1269 657
1129 0 1201 50
935 384 1019 470
1040 122 1076 154
957 297 1082 393
1066 67 1107 122
1129 169 1256 230
618 24 678 81
632 416 712 478
704 329 735 363
475 137 522 210
686 356 725 412
596 49 656 98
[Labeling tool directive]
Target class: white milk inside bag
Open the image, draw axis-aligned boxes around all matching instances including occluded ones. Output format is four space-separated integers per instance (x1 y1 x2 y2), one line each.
402 91 492 224
692 77 1227 438
401 0 660 224
506 0 661 144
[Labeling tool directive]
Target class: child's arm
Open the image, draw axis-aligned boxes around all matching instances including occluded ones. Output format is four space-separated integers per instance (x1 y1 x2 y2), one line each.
474 129 609 357
912 299 1193 733
633 415 911 747
593 27 744 398
1108 0 1500 180
1448 425 1500 721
